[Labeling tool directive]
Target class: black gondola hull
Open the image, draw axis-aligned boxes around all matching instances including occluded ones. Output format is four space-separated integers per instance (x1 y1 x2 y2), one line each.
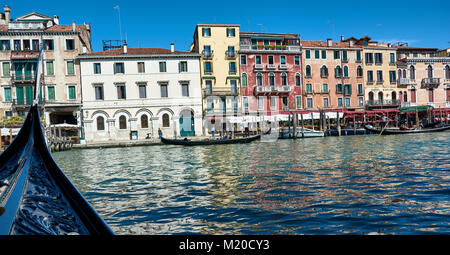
364 124 450 135
160 134 261 146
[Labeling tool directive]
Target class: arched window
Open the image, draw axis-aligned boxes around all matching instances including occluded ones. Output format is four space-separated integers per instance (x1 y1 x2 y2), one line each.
241 73 248 87
305 65 311 77
357 66 363 77
334 66 342 77
378 92 383 103
343 66 349 77
119 115 127 129
320 65 328 78
162 113 170 127
398 69 402 80
445 65 450 79
281 73 287 86
97 116 105 131
403 91 408 102
295 73 301 86
427 65 433 78
392 91 397 101
402 69 406 78
368 91 374 101
256 73 263 86
269 73 275 86
410 65 415 80
141 114 148 129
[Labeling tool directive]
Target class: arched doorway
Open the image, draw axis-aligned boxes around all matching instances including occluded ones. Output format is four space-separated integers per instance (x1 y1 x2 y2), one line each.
179 109 195 137
378 92 383 103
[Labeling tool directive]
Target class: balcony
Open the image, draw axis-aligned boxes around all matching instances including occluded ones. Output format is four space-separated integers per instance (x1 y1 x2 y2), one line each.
225 50 236 59
204 86 239 96
202 50 214 59
365 99 401 107
254 85 291 95
266 64 276 69
254 64 264 70
421 78 440 89
239 44 301 53
12 73 36 83
279 64 289 70
397 78 410 87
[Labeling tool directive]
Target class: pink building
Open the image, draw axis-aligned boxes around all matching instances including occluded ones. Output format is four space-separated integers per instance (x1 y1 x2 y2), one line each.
239 32 302 116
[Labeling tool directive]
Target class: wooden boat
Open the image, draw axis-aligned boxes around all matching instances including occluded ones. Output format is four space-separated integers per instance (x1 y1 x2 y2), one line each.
326 129 373 136
278 127 324 139
364 124 450 135
160 134 261 146
0 105 113 235
0 48 113 235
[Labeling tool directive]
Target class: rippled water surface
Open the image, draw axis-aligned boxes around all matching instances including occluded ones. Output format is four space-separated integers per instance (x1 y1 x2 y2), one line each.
52 132 450 234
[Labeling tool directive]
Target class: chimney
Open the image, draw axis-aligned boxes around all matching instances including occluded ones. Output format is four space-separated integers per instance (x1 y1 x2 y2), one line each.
349 40 354 47
53 15 59 25
72 21 76 32
340 35 344 42
123 41 127 54
4 6 10 25
387 43 392 48
170 43 174 53
327 38 332 47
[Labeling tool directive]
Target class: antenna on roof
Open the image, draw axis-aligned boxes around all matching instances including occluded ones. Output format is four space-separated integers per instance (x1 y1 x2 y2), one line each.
113 5 123 44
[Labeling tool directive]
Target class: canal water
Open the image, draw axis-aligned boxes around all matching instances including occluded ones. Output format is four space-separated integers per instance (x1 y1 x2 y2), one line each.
52 132 450 234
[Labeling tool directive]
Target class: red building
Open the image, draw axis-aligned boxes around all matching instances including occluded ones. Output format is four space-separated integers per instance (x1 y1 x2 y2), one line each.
239 32 302 116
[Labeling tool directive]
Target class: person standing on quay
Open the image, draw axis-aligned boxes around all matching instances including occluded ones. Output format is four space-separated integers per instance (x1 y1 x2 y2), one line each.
158 128 163 139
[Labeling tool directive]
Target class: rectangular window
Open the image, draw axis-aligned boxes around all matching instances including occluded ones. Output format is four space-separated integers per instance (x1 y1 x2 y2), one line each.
114 62 125 74
2 62 10 77
365 53 373 64
336 83 343 94
68 85 76 100
14 40 21 51
47 86 55 100
23 40 30 50
321 50 326 59
243 97 249 111
296 96 302 109
280 55 286 64
95 85 104 100
202 28 211 37
390 53 395 64
181 83 189 97
46 61 54 76
338 98 343 107
367 71 374 82
356 51 361 61
207 98 214 113
323 98 329 108
160 83 168 98
0 40 10 51
377 70 383 82
268 56 274 65
270 96 276 110
32 39 40 51
305 50 310 59
230 80 237 94
159 62 166 72
358 97 364 106
93 63 101 74
66 60 75 75
345 98 351 107
138 62 145 73
65 39 75 50
229 62 236 73
226 28 235 37
257 97 264 110
307 98 313 108
358 84 363 95
255 55 262 64
43 39 54 50
315 50 320 59
375 53 383 64
342 50 348 61
3 87 11 102
117 84 126 99
203 45 211 57
322 84 328 93
138 84 147 98
205 80 212 94
344 84 352 95
204 62 213 73
227 46 235 57
389 70 396 83
306 84 312 93
240 55 247 65
179 61 188 72
294 56 300 65
334 50 340 59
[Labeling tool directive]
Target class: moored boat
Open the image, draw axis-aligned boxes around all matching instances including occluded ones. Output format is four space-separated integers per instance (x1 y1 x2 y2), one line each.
364 124 450 135
278 127 324 139
160 134 261 146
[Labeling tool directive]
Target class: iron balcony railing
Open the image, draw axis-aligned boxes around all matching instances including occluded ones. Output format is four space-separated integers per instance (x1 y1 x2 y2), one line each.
12 73 35 82
204 86 239 96
202 50 214 59
397 78 411 86
255 85 291 94
421 78 440 88
365 99 401 106
239 44 301 52
225 50 236 59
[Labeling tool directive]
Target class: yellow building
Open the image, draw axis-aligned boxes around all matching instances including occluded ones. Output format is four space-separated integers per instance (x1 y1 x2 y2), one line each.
349 36 399 109
190 24 241 133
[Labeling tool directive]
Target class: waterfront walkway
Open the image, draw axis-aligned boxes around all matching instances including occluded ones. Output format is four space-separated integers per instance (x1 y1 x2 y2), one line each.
72 136 211 149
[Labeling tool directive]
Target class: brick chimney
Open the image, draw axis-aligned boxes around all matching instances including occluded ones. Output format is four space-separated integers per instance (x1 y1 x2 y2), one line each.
327 38 332 47
53 15 59 25
72 21 76 32
123 41 127 54
4 6 10 25
170 43 174 53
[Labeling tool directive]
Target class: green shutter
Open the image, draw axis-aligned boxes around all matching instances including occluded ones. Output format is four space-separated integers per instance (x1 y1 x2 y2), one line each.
67 61 74 75
315 50 320 59
2 62 10 77
4 87 11 102
242 73 247 87
46 61 54 75
305 50 310 59
48 86 55 100
68 86 76 100
16 87 24 105
296 96 301 108
25 86 33 105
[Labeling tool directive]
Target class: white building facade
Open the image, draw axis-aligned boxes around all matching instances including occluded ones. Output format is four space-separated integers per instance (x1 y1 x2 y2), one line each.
77 46 203 142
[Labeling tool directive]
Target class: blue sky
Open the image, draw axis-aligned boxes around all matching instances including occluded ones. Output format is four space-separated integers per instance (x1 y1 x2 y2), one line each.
4 0 450 52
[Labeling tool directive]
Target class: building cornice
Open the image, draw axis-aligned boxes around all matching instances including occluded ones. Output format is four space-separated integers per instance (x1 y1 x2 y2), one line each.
0 31 80 36
76 54 201 60
405 57 450 64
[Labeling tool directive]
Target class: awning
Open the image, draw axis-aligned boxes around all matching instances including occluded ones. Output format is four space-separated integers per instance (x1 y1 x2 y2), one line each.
399 105 433 113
